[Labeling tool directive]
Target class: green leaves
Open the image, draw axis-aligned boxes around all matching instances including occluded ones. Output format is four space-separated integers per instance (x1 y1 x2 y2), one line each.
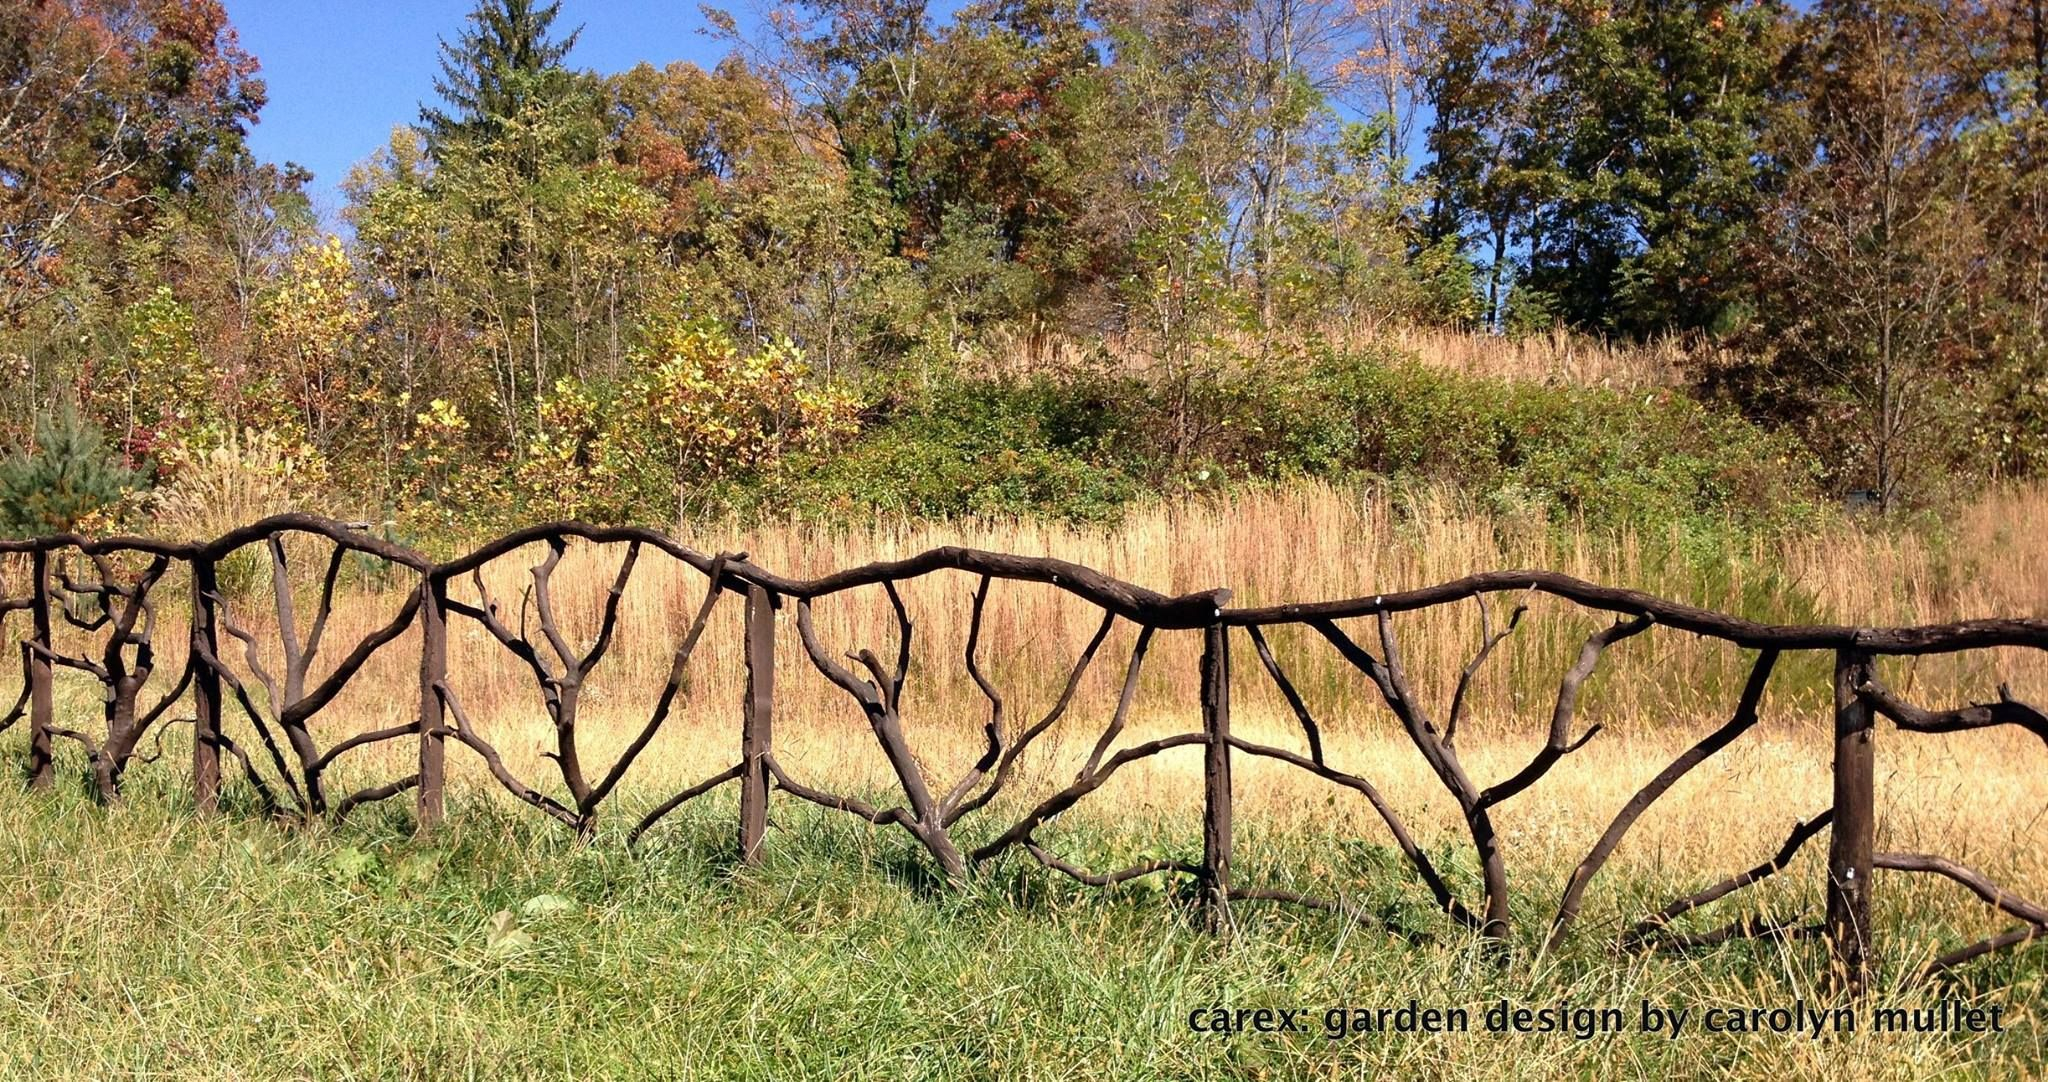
521 893 577 919
480 895 575 960
484 909 535 958
328 845 380 884
0 408 145 537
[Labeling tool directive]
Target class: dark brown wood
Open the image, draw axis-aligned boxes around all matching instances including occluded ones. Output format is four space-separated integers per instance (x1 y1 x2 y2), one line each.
416 579 448 830
206 540 422 815
1548 649 1780 951
628 763 746 847
1827 650 1877 995
190 559 222 813
1226 735 1475 929
1200 622 1232 935
1627 811 1833 950
582 552 734 819
1872 852 2048 983
24 549 52 790
1312 614 1512 939
1227 568 2048 655
739 583 774 864
792 592 968 879
1872 853 2048 926
971 733 1208 865
1476 614 1650 810
1857 678 2048 748
2 513 2045 988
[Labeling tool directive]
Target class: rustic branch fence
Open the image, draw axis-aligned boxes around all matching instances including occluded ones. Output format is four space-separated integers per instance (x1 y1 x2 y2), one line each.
3 514 2046 993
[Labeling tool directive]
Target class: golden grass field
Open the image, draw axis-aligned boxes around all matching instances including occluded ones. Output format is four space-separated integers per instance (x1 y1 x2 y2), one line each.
4 480 2046 1077
20 479 2045 910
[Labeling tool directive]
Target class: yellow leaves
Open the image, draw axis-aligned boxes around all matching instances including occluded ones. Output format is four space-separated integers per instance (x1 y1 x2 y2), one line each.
415 398 470 435
512 310 860 517
261 235 368 365
630 318 854 475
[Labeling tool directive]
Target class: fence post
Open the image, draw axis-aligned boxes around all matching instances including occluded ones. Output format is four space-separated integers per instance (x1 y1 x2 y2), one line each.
416 575 447 831
190 558 222 812
739 584 775 864
1827 649 1876 995
1200 621 1233 935
25 548 53 791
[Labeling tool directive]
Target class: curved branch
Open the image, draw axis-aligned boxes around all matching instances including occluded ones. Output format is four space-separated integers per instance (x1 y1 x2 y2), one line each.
280 588 422 726
765 754 910 829
585 553 733 811
332 774 420 825
1916 926 2048 981
1627 811 1834 950
1446 594 1527 746
1477 614 1652 810
1874 853 2048 927
1547 649 1780 951
1858 679 2048 750
433 682 580 829
580 540 641 672
1022 840 1199 886
1246 625 1323 765
945 605 1115 824
625 762 745 847
942 576 1004 816
1227 736 1477 930
1079 624 1154 779
308 721 421 776
972 733 1207 865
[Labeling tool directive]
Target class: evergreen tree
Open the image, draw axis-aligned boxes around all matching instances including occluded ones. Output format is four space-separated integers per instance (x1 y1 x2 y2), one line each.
0 409 144 537
419 0 583 152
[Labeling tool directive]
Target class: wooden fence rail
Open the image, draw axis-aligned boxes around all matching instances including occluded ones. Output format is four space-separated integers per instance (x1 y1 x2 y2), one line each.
2 514 2046 993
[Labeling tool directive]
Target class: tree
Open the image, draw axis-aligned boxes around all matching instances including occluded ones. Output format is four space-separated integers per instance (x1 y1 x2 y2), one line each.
0 407 144 536
1419 0 1557 330
1523 0 1788 337
0 0 264 323
1723 0 1990 510
420 0 584 153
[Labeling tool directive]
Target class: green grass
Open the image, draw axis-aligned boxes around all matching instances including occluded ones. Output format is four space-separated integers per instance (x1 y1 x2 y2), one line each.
0 765 2041 1081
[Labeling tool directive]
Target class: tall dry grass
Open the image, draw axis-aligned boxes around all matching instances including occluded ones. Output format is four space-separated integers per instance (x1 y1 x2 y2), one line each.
976 320 1689 388
242 478 2046 743
41 478 2044 770
18 478 2023 852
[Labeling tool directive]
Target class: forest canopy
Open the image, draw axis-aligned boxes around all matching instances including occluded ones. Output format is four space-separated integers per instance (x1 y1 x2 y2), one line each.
2 0 2043 539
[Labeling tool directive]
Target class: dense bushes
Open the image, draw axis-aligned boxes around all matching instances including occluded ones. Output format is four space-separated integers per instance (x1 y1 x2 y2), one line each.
5 335 1824 546
753 344 1824 537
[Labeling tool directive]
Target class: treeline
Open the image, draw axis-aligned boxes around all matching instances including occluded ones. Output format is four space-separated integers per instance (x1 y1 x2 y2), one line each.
1 0 2044 537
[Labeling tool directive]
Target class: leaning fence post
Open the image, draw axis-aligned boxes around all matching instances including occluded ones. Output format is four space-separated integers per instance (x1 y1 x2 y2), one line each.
190 557 222 812
739 583 775 864
1827 649 1876 995
24 547 54 791
1200 621 1233 934
416 574 447 831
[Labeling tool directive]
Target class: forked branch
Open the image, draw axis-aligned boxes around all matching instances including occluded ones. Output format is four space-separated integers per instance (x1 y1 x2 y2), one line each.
1858 679 2048 750
1627 811 1834 951
1547 649 1780 951
1447 594 1528 747
1477 614 1652 810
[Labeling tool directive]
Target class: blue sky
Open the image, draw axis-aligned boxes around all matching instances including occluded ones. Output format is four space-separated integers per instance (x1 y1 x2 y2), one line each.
225 2 739 222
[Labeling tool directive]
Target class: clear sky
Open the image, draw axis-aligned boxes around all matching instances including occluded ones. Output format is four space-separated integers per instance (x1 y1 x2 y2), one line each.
224 2 738 223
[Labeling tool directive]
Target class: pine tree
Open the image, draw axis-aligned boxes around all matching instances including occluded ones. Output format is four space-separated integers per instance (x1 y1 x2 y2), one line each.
0 409 144 538
419 0 583 151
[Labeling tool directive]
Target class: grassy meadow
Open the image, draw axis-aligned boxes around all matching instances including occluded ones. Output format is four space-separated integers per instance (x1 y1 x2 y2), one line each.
2 482 2046 1078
